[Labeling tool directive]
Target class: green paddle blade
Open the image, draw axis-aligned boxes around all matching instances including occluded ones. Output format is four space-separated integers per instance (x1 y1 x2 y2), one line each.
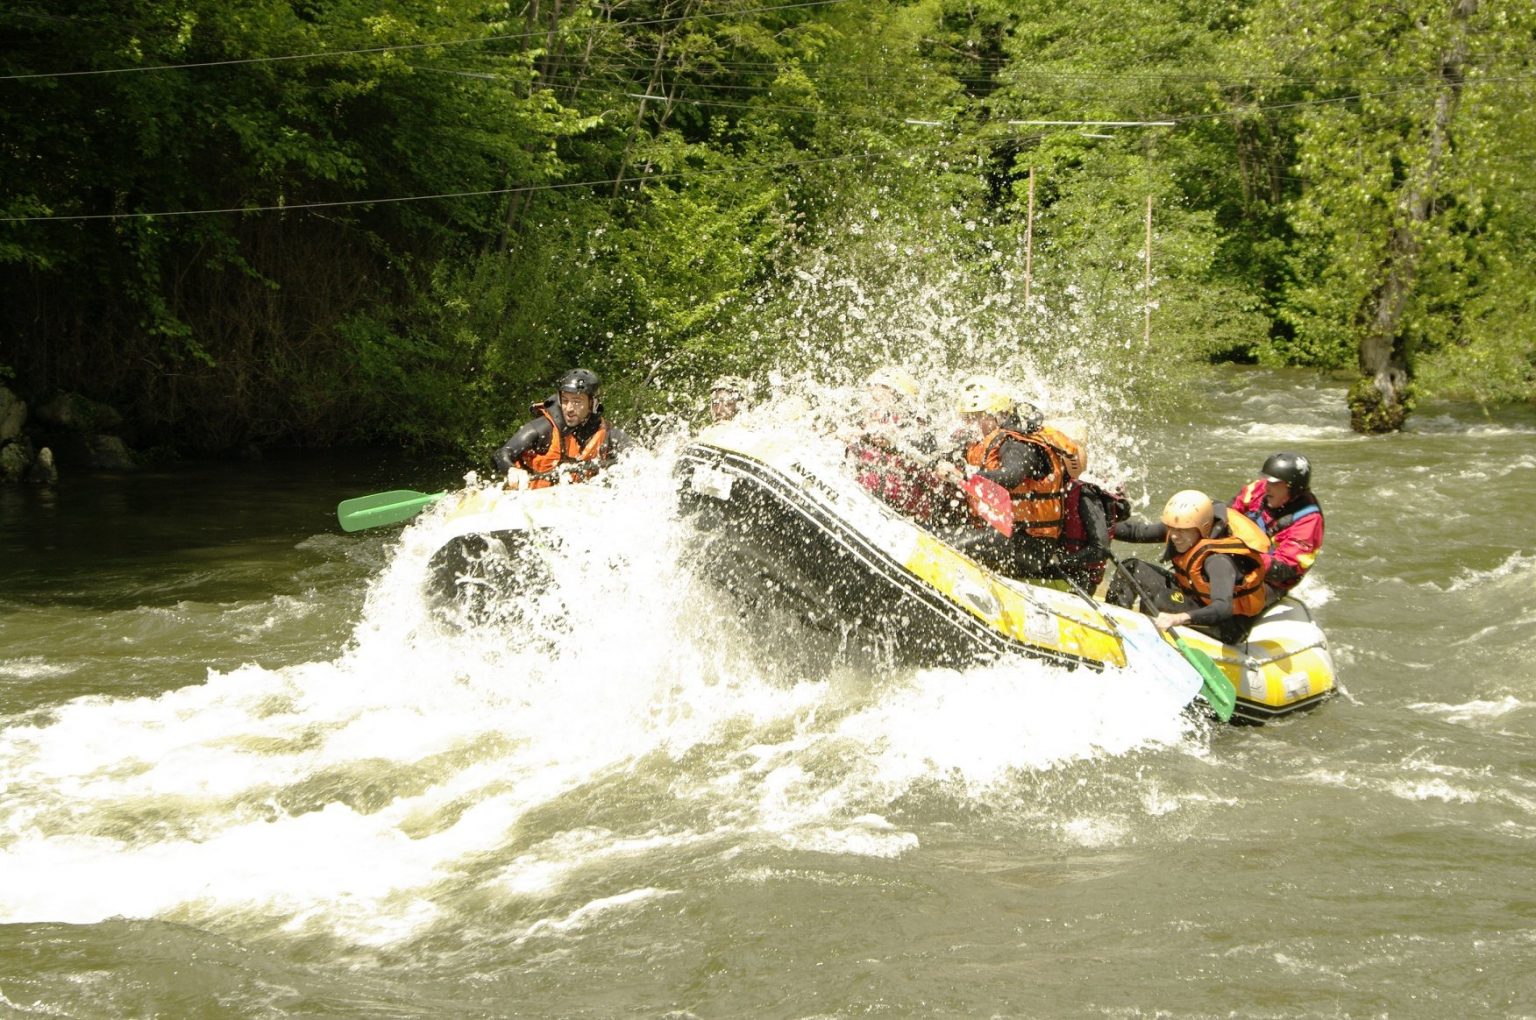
336 489 445 532
1174 637 1237 722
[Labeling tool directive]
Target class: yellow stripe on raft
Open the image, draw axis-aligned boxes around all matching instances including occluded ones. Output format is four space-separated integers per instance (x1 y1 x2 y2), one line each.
903 531 1127 669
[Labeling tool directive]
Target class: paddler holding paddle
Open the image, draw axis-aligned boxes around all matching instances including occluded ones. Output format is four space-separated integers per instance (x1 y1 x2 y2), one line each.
932 374 1083 581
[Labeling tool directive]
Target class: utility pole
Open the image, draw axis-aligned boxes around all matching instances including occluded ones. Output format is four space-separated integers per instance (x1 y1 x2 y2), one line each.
1024 167 1035 311
1143 195 1153 346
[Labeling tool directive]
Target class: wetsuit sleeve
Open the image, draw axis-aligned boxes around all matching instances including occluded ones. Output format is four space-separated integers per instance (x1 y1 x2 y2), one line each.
604 422 638 456
492 417 553 473
1111 519 1169 544
975 437 1047 489
1079 490 1110 550
1184 554 1237 626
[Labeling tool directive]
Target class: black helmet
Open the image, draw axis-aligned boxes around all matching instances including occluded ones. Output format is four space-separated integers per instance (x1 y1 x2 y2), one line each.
1262 451 1311 490
557 368 601 396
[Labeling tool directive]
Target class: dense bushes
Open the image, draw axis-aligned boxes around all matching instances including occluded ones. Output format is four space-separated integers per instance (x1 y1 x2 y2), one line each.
2 0 1531 451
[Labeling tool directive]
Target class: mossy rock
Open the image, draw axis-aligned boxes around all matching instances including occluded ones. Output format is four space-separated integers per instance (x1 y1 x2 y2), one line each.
1347 377 1414 434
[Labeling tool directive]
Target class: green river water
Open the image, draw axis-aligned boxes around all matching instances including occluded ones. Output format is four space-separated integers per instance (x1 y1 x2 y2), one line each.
1 367 1534 1019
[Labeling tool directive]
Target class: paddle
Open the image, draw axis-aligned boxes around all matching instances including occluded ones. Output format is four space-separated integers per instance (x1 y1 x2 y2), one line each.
336 489 445 532
962 474 1014 537
336 463 598 533
1106 552 1238 722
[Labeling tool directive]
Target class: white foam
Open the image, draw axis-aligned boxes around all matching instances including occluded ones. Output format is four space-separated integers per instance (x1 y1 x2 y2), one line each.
1386 778 1480 804
515 887 676 945
1407 696 1525 722
1440 551 1536 593
0 657 74 681
0 405 1209 942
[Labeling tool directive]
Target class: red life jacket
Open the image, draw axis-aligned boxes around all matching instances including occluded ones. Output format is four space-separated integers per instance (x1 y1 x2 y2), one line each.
850 440 938 520
1232 479 1325 593
1058 480 1128 586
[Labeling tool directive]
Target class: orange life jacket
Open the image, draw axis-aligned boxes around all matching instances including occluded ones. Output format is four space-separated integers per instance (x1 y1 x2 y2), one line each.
964 425 1080 539
519 405 609 488
1169 507 1272 617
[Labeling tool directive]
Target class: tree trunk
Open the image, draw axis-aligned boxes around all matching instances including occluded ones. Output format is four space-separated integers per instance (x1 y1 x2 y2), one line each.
1349 0 1476 433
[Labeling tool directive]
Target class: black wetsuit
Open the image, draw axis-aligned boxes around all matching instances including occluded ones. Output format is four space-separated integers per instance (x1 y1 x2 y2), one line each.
1108 518 1251 645
492 397 633 475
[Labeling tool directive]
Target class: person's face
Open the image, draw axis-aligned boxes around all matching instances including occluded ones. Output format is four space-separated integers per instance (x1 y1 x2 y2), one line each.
1167 525 1203 553
960 411 997 439
559 391 593 426
1264 478 1291 508
710 389 740 422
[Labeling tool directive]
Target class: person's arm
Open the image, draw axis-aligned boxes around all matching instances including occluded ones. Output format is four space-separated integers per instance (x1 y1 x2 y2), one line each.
1111 518 1168 544
975 437 1046 489
1266 513 1324 584
1157 554 1237 631
603 422 637 456
492 417 552 473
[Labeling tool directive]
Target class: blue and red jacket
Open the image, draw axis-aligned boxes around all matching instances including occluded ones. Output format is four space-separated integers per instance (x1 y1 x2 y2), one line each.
1230 479 1324 594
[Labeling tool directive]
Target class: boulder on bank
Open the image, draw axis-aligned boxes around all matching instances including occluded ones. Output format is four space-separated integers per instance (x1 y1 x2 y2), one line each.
87 434 136 470
0 385 138 481
0 385 25 443
1 438 32 481
36 392 124 433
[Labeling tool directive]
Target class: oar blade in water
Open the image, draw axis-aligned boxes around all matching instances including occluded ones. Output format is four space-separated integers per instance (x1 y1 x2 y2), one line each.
336 489 445 532
1174 637 1237 722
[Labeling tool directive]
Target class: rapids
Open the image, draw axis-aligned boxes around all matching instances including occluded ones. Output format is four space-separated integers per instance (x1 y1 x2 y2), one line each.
2 368 1534 1018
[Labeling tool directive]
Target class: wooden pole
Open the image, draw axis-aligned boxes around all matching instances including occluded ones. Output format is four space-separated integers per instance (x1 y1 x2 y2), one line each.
1024 167 1035 310
1143 194 1153 346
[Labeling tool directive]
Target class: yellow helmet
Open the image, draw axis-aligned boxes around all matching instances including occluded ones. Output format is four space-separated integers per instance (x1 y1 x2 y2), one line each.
1161 489 1215 535
955 374 1014 415
865 366 918 401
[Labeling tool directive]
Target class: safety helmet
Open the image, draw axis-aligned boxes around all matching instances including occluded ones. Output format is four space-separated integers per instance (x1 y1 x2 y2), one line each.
557 368 601 396
1161 489 1215 535
955 374 1014 415
866 366 919 401
1262 451 1311 490
710 374 751 397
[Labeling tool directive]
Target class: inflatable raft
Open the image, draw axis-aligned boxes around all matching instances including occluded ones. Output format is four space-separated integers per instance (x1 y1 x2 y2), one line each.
677 423 1335 724
409 481 607 623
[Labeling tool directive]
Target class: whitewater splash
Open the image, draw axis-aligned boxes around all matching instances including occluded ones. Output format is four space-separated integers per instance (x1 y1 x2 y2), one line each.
0 418 1206 945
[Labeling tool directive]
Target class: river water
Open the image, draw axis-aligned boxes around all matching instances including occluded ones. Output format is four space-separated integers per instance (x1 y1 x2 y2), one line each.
1 367 1533 1019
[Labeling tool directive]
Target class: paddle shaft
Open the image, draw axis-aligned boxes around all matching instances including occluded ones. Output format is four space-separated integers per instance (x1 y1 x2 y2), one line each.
1107 552 1237 720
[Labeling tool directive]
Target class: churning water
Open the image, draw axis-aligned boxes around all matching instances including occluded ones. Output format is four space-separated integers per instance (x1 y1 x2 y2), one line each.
2 368 1535 1018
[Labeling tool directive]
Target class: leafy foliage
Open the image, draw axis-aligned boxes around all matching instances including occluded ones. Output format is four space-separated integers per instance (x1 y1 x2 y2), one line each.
1 0 1532 455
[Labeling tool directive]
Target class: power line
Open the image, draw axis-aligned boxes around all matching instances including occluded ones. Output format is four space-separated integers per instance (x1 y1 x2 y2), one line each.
0 0 852 82
0 142 988 224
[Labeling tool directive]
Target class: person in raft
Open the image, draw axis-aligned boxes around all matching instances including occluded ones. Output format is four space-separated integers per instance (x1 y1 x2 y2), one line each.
842 366 946 521
1231 451 1324 601
1106 489 1273 644
708 375 753 423
491 368 633 488
1039 420 1129 595
932 375 1083 580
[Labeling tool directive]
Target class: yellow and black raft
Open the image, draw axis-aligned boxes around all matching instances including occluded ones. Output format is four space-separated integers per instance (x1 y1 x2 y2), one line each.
677 423 1335 724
